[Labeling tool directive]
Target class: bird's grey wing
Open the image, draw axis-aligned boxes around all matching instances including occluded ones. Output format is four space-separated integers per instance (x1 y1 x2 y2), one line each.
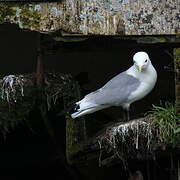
85 72 140 106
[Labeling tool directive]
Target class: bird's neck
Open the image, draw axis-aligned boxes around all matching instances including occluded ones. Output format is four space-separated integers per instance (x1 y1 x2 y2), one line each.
126 64 157 83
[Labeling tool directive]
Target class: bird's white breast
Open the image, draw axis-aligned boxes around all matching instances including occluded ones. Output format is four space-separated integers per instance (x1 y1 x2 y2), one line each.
126 64 157 104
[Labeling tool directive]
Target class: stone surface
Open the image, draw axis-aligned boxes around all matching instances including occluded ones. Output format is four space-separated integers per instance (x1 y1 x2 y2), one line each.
0 1 179 35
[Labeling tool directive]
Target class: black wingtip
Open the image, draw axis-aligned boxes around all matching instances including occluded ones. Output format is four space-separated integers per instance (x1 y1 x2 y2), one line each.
57 103 80 117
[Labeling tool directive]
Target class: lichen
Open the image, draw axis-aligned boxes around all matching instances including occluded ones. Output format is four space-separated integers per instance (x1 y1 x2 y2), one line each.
1 1 179 35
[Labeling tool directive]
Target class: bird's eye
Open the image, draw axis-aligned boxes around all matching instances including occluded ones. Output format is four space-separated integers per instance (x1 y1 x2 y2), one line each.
145 59 148 63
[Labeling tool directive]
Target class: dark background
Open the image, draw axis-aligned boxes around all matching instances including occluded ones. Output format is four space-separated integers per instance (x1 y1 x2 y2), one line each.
0 23 177 180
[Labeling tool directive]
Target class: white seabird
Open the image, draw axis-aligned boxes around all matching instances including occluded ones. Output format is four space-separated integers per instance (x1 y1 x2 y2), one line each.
71 52 157 120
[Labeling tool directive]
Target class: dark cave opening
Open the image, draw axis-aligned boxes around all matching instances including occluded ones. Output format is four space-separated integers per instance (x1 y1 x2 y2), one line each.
0 23 178 180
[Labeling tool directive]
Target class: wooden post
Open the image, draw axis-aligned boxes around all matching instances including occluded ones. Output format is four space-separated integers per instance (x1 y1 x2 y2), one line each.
36 32 44 86
65 81 87 165
170 153 174 180
178 159 180 180
174 48 180 105
146 160 151 180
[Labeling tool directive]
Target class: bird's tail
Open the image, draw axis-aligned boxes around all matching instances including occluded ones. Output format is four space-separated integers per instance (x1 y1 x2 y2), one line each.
57 103 78 117
68 98 97 119
71 100 109 119
70 100 94 119
58 99 108 119
57 100 90 118
71 106 95 119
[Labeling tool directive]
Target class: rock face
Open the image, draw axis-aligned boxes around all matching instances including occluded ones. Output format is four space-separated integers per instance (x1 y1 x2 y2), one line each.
0 1 179 35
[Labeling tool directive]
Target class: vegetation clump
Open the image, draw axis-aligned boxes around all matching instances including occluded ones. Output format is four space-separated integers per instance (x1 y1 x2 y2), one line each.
95 102 179 166
148 102 180 147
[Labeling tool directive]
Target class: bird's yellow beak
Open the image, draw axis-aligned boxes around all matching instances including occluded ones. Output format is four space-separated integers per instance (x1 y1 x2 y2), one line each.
137 65 142 72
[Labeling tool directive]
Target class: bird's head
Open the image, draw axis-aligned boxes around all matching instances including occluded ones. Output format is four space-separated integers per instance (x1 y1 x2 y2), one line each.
133 52 151 72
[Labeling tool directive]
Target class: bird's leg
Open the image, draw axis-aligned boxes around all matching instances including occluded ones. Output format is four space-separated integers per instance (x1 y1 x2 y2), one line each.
126 108 130 121
123 108 130 121
123 110 127 121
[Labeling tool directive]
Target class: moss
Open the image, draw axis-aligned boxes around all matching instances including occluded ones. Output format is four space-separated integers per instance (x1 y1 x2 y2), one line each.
53 36 88 42
0 3 41 29
19 8 41 29
114 36 180 44
174 48 180 65
0 3 16 24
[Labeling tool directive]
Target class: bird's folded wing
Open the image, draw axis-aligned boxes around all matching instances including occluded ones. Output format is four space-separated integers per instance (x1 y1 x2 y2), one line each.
85 72 140 106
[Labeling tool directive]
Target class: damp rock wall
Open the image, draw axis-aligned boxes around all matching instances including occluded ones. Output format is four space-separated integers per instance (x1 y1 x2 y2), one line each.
0 1 179 35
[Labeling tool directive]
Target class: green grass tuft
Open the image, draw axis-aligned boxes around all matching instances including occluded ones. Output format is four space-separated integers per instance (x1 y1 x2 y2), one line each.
147 102 180 146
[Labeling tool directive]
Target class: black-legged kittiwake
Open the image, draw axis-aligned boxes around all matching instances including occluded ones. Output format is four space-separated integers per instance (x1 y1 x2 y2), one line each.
71 52 157 120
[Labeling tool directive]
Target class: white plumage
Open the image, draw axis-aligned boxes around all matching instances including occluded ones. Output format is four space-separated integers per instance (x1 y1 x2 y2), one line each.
71 52 157 119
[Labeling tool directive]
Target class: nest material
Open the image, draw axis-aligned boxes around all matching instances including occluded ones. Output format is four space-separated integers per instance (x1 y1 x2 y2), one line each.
111 119 152 149
96 118 154 167
44 72 76 111
1 75 24 102
0 73 77 136
0 74 35 135
95 108 179 167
